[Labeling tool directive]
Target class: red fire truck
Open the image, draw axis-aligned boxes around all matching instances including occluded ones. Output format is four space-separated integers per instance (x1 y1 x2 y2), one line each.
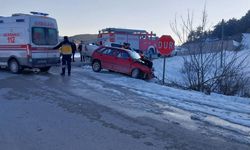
97 28 175 58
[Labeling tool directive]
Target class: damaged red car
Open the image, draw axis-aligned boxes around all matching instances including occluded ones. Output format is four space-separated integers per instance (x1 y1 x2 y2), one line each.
91 46 154 79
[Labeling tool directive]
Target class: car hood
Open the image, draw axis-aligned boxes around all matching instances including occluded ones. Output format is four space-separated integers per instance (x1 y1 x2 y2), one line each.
135 58 153 68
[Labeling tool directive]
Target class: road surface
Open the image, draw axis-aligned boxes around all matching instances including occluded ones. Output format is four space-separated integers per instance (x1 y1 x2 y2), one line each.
0 65 249 150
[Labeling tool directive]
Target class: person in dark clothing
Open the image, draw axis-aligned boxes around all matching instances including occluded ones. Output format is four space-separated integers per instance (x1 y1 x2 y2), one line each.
78 41 84 62
122 42 132 50
53 36 74 76
71 41 77 62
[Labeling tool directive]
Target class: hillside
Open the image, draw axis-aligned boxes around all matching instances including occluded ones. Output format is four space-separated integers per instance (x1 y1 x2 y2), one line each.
211 10 250 40
69 34 97 42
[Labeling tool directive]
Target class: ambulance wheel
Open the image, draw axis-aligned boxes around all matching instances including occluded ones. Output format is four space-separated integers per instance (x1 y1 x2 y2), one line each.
92 60 101 72
40 67 51 72
131 68 140 78
8 59 22 74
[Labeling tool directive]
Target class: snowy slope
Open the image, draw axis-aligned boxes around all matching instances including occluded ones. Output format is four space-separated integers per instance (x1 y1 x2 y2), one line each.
242 33 250 49
78 49 250 142
83 68 250 126
79 66 250 143
153 49 250 83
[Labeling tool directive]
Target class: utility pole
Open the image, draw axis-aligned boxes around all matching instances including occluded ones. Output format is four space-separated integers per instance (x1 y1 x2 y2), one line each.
220 19 224 67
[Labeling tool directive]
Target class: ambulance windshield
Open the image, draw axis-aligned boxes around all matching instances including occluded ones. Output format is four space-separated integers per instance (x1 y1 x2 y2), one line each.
32 27 58 45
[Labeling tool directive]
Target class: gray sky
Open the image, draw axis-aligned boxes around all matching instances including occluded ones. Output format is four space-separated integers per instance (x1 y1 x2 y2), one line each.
1 0 250 38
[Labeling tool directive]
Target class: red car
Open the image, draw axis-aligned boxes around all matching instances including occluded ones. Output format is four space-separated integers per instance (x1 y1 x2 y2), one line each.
91 46 154 79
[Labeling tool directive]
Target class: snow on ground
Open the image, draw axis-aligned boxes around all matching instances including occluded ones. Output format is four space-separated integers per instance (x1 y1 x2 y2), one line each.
242 33 250 49
0 71 17 80
78 48 250 140
153 49 250 83
0 49 249 141
82 67 250 128
153 56 183 83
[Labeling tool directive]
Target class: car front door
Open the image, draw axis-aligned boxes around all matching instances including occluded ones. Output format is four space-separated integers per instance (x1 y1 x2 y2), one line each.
113 50 131 74
99 48 116 70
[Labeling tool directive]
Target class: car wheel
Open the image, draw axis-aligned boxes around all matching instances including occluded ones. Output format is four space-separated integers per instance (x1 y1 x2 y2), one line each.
92 60 101 72
8 59 21 74
131 68 140 78
40 67 51 72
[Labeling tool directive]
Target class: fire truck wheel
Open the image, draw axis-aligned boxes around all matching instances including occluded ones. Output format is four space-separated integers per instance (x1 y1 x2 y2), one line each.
8 59 21 74
131 68 140 78
92 60 101 72
40 67 51 72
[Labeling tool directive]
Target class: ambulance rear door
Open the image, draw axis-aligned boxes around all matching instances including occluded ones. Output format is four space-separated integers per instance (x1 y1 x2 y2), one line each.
30 16 60 67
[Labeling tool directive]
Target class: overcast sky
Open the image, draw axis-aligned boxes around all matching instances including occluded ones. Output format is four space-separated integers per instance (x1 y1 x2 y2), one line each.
1 0 250 39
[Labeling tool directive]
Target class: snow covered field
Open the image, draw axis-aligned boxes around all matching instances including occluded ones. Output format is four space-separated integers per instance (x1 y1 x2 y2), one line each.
75 48 250 143
75 48 250 131
81 66 250 132
153 49 250 83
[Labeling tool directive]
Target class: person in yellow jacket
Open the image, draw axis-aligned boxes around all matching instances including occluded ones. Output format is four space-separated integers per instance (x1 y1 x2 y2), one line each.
53 36 74 76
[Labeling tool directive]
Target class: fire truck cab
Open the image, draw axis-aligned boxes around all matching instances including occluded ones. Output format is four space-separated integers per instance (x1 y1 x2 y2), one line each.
0 12 60 73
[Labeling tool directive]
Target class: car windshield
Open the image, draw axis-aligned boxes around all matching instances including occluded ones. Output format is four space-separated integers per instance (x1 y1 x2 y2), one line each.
128 51 141 60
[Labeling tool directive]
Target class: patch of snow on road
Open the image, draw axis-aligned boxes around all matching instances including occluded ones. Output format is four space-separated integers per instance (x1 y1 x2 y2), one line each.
0 71 16 80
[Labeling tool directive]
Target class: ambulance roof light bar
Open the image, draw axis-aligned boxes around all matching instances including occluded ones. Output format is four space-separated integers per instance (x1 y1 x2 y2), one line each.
12 13 29 17
30 11 49 17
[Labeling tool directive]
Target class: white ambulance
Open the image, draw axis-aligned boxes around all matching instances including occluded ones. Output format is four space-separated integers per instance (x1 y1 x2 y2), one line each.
0 12 60 73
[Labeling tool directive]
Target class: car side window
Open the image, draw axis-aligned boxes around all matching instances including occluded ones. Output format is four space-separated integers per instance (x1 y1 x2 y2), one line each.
96 47 106 53
117 51 130 59
101 48 116 56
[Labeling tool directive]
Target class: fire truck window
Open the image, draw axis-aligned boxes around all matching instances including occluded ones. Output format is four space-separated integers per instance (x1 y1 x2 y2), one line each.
140 35 147 40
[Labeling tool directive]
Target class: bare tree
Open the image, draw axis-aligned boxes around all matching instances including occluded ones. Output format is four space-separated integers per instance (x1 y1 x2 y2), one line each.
170 5 250 96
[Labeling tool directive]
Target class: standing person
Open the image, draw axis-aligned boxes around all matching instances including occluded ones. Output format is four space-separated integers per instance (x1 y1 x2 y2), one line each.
53 36 74 76
71 41 77 62
122 42 132 50
78 41 85 62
